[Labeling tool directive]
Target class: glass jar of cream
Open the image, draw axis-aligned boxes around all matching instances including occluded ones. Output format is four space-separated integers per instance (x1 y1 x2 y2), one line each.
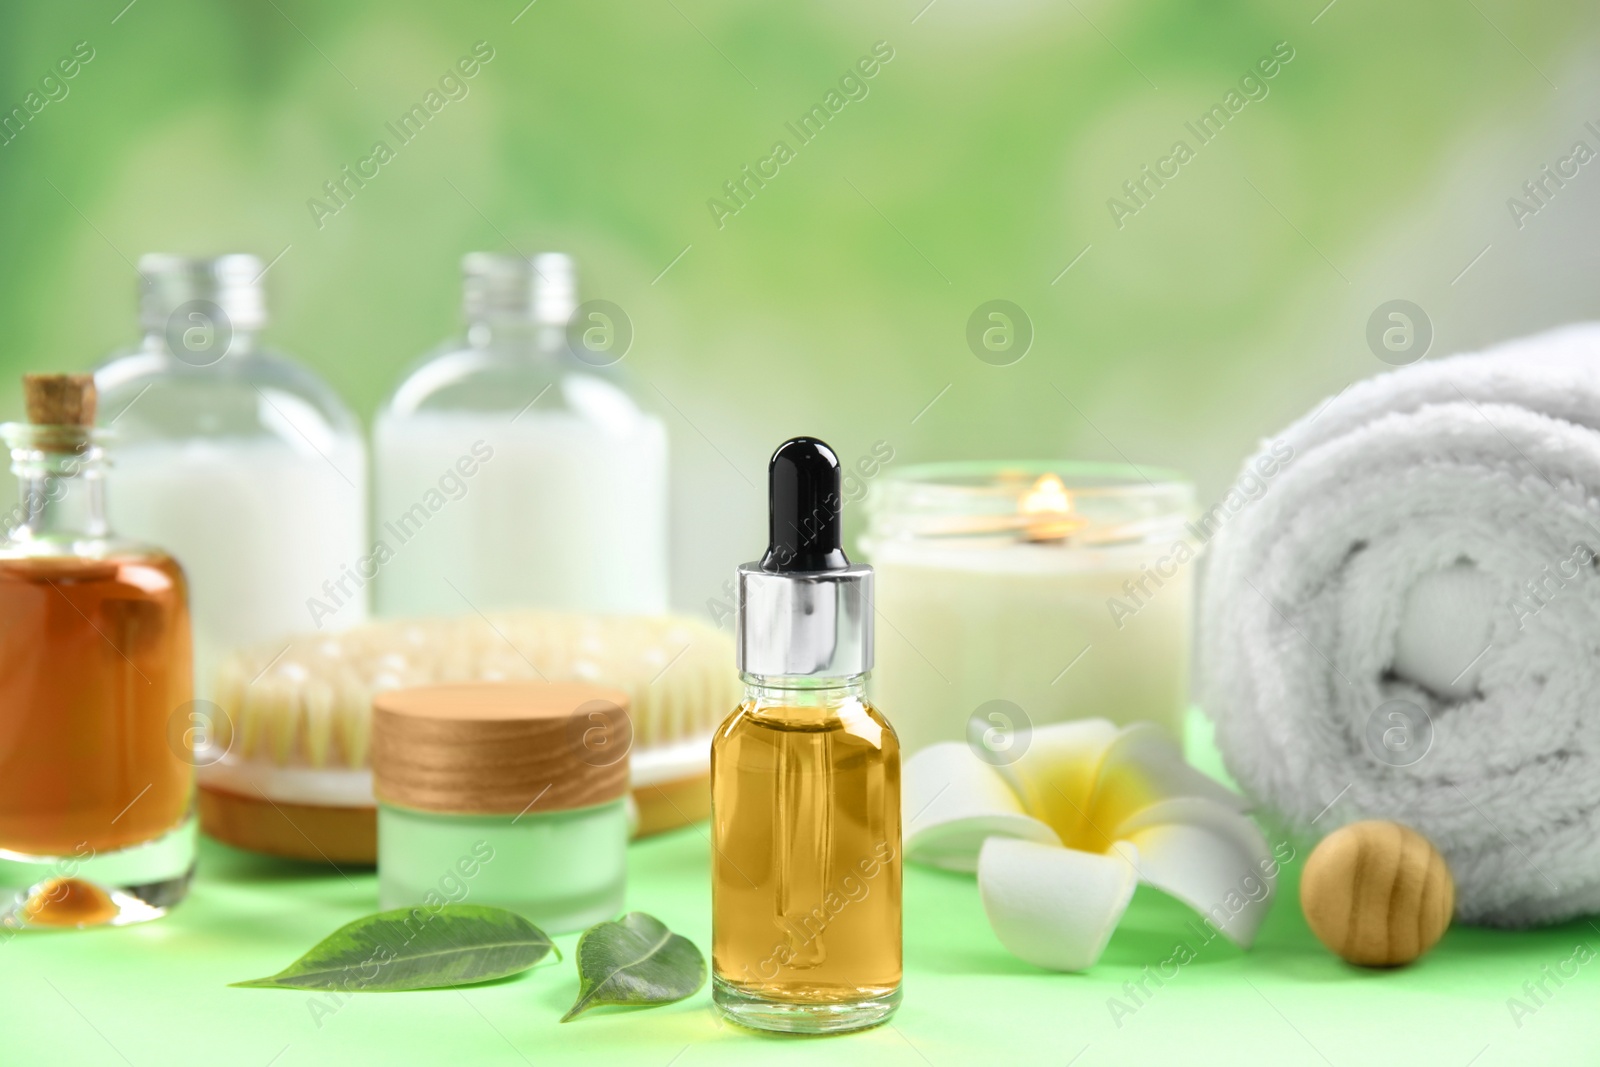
372 682 631 934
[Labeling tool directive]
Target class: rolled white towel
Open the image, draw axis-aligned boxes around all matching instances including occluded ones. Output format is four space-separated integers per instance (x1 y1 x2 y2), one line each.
1201 322 1600 927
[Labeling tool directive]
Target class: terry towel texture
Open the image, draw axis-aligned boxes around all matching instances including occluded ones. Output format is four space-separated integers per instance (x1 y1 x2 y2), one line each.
1202 322 1600 927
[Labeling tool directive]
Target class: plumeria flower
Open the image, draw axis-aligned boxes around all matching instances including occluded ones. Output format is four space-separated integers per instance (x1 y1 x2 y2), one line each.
904 719 1277 971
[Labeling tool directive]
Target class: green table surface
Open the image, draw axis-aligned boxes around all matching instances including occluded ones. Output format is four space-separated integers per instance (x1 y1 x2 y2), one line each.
5 718 1596 1067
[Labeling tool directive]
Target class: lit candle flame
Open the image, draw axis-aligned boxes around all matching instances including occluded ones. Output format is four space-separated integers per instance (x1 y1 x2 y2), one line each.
1018 473 1082 542
1020 473 1071 517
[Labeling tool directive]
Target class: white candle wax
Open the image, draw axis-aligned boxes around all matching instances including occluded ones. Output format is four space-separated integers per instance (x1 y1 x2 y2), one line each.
861 465 1193 757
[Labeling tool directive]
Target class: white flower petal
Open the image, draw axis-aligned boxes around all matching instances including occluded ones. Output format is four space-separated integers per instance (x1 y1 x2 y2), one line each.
978 837 1139 972
905 743 1059 872
1115 797 1277 948
1093 722 1249 817
995 720 1246 853
994 719 1120 850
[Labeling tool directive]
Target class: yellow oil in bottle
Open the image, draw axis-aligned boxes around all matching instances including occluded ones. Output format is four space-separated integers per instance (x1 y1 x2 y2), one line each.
710 681 901 1032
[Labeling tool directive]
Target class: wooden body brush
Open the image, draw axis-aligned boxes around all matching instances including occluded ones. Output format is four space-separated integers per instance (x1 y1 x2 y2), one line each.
196 612 737 862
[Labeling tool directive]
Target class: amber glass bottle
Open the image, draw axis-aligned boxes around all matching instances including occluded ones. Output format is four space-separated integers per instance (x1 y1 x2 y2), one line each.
711 437 902 1033
712 676 901 1027
0 375 195 929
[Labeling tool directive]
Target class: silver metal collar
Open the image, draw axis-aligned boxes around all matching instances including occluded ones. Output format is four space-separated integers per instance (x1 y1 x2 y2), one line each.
735 562 873 678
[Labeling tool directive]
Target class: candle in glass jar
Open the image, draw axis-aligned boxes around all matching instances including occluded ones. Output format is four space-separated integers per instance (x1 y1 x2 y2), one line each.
859 463 1195 757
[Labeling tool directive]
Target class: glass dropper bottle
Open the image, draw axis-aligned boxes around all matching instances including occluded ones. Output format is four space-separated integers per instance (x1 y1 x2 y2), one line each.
710 437 902 1033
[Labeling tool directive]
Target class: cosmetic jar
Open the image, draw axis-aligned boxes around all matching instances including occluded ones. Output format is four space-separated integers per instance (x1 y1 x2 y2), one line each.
372 682 631 933
202 611 735 864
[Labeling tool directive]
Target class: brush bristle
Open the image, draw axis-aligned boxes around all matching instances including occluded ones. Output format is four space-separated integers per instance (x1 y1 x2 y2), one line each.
212 613 740 770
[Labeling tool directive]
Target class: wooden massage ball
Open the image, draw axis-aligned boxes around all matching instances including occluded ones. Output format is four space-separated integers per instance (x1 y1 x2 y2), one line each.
1300 820 1454 967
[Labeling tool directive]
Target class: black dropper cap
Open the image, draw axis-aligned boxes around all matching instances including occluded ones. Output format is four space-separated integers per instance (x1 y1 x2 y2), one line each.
760 437 850 573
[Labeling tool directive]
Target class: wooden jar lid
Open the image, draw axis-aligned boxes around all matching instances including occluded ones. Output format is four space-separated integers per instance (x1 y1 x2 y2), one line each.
372 682 631 816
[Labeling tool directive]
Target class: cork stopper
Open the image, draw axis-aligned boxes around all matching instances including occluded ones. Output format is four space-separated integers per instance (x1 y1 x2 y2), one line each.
23 374 97 427
372 682 632 816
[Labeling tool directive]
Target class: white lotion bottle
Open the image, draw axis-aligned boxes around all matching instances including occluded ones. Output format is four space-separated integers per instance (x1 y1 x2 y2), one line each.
372 253 668 618
95 254 370 698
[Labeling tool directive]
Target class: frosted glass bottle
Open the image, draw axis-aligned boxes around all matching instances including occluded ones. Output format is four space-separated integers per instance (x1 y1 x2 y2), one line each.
95 254 369 698
373 253 668 618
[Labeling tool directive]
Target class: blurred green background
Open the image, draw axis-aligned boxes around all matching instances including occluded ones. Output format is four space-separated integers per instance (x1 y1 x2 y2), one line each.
2 0 1598 609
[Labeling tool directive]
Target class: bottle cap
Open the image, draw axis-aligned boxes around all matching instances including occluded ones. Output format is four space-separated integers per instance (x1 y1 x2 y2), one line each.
736 437 874 677
462 252 576 326
23 374 96 427
138 254 267 333
372 682 631 815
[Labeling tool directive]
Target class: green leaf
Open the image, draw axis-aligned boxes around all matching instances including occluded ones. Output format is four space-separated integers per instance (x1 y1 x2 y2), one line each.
561 912 706 1021
232 904 557 992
